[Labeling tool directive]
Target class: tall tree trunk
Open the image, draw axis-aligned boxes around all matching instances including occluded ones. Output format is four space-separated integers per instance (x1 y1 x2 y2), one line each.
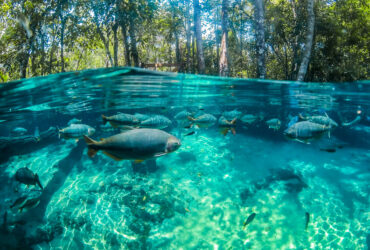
129 18 139 67
113 22 118 67
60 18 66 72
290 0 299 80
40 30 46 75
93 11 113 67
254 0 266 79
215 5 220 73
193 0 205 74
191 32 195 74
297 0 315 81
185 0 191 73
120 23 131 66
219 0 229 77
175 33 182 72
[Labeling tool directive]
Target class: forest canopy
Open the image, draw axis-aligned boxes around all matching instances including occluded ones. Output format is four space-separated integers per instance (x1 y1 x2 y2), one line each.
0 0 369 82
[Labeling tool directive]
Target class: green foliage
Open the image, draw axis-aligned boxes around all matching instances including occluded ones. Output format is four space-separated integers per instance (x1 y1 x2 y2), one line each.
0 0 368 82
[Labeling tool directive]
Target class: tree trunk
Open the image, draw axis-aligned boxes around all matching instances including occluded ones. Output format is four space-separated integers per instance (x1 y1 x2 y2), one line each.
254 0 266 79
185 0 191 73
113 22 118 67
129 18 139 67
290 0 299 80
191 32 195 74
297 0 315 81
93 11 113 67
193 0 205 74
175 33 182 72
60 18 66 72
120 23 131 66
219 0 229 77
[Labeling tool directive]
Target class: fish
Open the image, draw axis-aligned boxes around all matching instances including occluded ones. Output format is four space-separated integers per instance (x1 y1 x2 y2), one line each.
59 124 95 141
84 128 181 161
305 212 310 230
241 114 258 124
184 131 195 136
134 113 151 122
10 196 28 209
342 116 361 127
175 111 193 121
284 121 330 143
218 116 237 127
11 127 28 136
102 113 140 128
243 213 256 230
15 167 43 189
140 115 172 129
320 148 336 153
19 197 40 212
266 118 281 131
188 114 217 128
222 109 242 120
67 118 82 126
302 114 338 128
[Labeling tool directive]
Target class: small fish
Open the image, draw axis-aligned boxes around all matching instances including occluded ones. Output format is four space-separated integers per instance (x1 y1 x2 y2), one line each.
320 148 336 153
19 197 40 212
185 131 195 136
241 114 258 124
67 118 82 126
102 113 139 128
184 124 192 129
342 116 361 127
11 127 28 136
266 118 281 131
15 167 43 189
59 124 95 140
140 115 172 129
10 196 28 209
243 212 256 230
305 212 310 230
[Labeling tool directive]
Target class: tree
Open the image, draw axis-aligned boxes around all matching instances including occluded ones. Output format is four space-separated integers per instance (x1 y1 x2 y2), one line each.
297 0 315 81
254 0 266 79
219 0 229 76
193 0 205 74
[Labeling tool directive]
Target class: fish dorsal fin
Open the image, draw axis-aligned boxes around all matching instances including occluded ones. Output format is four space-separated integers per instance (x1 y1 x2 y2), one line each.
100 138 104 141
102 151 122 161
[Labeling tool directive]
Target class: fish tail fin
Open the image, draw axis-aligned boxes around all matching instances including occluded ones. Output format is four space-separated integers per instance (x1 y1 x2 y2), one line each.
231 128 236 135
230 118 237 125
109 121 118 128
102 115 108 125
83 135 98 158
35 174 43 190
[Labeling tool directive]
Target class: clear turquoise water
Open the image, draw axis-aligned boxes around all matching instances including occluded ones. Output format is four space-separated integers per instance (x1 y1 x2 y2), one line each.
0 67 369 249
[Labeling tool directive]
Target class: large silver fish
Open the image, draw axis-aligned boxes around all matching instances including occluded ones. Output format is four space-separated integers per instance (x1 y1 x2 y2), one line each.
284 121 329 142
84 128 181 161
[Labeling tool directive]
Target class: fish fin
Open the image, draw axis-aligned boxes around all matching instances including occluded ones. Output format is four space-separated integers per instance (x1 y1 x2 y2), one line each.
103 151 122 161
109 121 119 128
154 152 167 157
231 118 237 125
231 128 236 135
102 115 108 125
220 128 229 136
100 138 104 141
87 148 98 158
83 135 97 145
187 116 196 121
134 159 144 164
18 208 23 213
35 174 43 190
75 139 79 143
